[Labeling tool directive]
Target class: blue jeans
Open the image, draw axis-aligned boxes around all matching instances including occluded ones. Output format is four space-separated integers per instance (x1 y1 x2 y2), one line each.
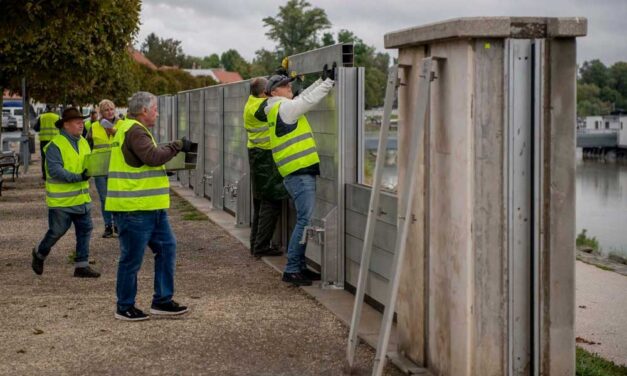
37 208 93 267
283 174 316 273
114 210 177 311
94 176 113 226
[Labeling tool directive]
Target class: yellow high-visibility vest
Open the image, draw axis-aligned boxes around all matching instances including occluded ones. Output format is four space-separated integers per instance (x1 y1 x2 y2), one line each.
244 96 271 150
39 112 60 141
43 134 91 208
90 120 116 153
105 119 170 212
267 101 320 177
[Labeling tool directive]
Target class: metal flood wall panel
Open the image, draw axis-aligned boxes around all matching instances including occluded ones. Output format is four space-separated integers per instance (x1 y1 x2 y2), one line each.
177 93 190 187
156 96 167 142
204 86 224 208
188 89 204 193
345 184 398 304
222 82 250 216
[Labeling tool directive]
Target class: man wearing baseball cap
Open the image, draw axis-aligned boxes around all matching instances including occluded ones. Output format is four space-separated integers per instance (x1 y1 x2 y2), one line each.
264 64 336 286
32 107 100 278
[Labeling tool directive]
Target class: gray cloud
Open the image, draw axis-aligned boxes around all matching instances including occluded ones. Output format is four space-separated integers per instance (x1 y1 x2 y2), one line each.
137 0 627 64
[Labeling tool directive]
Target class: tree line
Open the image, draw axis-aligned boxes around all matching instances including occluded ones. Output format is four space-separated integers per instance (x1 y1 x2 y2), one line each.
578 60 627 117
140 0 390 108
0 0 389 109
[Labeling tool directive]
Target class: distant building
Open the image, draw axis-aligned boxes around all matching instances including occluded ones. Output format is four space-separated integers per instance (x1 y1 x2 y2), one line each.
584 116 603 130
128 48 158 71
184 69 243 84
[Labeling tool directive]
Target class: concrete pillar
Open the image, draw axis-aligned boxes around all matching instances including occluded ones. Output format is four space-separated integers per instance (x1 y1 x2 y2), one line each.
385 17 586 375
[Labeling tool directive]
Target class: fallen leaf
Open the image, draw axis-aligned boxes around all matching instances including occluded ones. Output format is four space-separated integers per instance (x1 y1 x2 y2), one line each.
578 305 587 309
16 349 26 354
33 329 44 335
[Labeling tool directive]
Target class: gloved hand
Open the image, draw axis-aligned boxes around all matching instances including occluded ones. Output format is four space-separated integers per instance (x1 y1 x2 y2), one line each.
81 169 90 181
322 62 337 81
176 137 193 153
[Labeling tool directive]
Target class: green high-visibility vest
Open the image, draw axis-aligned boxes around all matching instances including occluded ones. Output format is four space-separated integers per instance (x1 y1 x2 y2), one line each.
43 134 91 208
105 119 170 212
244 96 271 150
84 120 93 132
267 101 320 177
39 112 60 141
90 120 116 153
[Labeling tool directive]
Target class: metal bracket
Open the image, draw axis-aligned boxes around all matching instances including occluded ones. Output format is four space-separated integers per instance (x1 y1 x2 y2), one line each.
300 225 324 245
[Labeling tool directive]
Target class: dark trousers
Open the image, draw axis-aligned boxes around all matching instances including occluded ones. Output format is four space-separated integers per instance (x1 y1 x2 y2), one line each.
39 140 50 179
250 198 282 255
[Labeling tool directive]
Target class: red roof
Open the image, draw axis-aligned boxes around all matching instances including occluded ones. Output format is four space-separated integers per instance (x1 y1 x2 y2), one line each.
3 89 21 99
128 48 157 71
212 69 243 84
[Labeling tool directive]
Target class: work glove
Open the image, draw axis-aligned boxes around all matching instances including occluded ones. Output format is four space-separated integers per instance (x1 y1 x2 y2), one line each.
321 62 337 81
80 169 90 181
175 137 193 153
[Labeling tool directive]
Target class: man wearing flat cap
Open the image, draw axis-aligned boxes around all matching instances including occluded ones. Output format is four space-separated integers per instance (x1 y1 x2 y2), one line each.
32 108 101 278
264 65 336 286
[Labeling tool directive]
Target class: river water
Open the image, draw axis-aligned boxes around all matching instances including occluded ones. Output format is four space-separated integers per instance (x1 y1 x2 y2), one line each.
577 157 627 258
365 144 627 259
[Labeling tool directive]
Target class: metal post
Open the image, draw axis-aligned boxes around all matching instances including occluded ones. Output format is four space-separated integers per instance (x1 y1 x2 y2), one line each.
20 77 30 171
372 58 436 376
346 65 399 366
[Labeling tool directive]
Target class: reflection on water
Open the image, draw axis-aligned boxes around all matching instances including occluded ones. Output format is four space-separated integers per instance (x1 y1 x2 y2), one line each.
577 158 627 257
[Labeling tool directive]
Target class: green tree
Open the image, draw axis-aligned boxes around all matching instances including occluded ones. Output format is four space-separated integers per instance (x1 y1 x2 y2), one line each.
140 33 186 67
580 60 612 88
249 49 280 77
203 54 222 68
609 62 627 103
321 32 335 46
262 0 331 56
336 29 390 108
220 49 251 78
0 0 141 105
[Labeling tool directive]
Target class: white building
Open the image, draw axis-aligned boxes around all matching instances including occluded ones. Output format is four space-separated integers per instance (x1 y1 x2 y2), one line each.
584 115 603 130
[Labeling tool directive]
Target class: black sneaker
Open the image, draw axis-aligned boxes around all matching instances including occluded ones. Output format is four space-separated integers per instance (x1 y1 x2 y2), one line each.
115 306 149 321
74 266 101 278
113 225 119 235
150 300 189 316
102 225 114 238
282 272 312 286
301 268 321 281
253 248 283 258
31 248 44 275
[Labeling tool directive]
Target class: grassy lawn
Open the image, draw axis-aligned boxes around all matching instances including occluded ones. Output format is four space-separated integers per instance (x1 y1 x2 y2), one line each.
577 347 627 376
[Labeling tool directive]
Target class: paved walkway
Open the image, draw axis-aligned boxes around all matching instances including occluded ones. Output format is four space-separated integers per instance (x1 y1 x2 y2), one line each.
0 161 402 376
576 261 627 366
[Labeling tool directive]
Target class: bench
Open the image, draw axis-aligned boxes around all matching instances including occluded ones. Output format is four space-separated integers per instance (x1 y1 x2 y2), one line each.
0 151 19 195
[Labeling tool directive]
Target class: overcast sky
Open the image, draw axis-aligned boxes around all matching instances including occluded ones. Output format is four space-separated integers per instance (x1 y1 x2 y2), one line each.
136 0 627 65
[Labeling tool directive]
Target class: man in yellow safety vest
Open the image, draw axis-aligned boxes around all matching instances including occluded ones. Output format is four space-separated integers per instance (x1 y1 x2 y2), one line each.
31 107 100 278
34 104 60 180
264 64 335 286
243 77 288 258
106 91 192 321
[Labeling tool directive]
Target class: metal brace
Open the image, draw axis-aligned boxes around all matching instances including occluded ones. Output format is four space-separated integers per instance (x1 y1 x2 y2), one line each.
300 225 324 245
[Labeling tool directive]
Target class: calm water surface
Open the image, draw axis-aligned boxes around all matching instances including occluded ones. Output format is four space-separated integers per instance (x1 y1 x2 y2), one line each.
577 158 627 257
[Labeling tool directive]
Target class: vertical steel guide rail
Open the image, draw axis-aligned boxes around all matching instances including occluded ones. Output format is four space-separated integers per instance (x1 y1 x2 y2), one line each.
346 64 399 367
371 58 436 376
